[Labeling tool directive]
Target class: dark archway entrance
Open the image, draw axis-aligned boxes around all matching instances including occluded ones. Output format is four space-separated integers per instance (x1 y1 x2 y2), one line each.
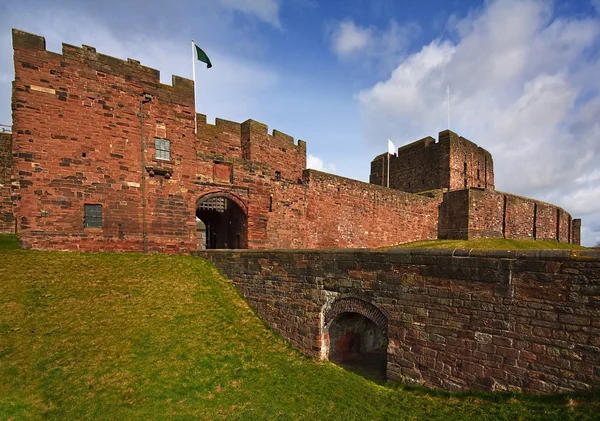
324 297 388 381
196 193 248 249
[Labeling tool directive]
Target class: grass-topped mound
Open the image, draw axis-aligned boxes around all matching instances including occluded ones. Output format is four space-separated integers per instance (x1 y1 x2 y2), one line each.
0 234 598 420
391 238 587 250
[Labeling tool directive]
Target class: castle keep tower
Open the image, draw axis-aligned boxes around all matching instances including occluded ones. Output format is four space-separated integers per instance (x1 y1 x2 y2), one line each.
370 130 494 193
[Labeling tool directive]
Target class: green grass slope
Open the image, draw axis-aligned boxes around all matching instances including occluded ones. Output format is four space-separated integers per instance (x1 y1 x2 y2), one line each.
391 238 587 250
0 234 598 420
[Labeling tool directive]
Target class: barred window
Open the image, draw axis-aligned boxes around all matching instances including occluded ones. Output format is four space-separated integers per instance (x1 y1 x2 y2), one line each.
84 204 102 228
155 138 171 161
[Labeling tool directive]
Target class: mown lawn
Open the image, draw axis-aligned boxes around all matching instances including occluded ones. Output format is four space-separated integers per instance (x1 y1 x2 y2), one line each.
391 238 588 250
0 234 598 420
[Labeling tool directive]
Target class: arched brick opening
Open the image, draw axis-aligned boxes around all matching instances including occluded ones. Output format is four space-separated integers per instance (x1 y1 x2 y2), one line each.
196 191 248 249
323 297 388 380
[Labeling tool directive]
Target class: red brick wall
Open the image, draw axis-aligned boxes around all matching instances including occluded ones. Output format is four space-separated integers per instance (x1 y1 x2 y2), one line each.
241 120 306 183
535 202 558 241
505 195 535 239
387 136 440 193
303 170 440 248
202 248 600 394
11 29 445 252
572 219 581 245
467 189 504 239
0 132 14 233
9 29 580 251
465 189 575 243
438 189 469 239
371 130 494 194
12 29 196 252
444 130 494 191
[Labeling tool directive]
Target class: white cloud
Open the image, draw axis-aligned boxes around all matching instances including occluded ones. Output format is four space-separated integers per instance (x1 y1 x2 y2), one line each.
330 20 372 57
328 19 421 71
218 0 281 27
357 0 600 246
307 154 336 172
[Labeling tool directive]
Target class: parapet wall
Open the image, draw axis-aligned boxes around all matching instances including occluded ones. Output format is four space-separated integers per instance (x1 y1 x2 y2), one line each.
303 170 441 248
0 132 14 233
439 188 580 244
199 248 600 394
196 114 307 182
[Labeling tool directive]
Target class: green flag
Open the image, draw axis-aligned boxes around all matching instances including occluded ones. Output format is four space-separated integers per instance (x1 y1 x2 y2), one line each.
195 45 212 69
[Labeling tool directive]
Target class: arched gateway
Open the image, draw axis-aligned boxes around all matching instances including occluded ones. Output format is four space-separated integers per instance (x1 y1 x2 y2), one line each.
323 297 388 379
196 192 248 249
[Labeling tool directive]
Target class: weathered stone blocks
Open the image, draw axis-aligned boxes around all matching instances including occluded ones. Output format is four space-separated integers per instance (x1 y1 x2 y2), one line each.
199 248 600 394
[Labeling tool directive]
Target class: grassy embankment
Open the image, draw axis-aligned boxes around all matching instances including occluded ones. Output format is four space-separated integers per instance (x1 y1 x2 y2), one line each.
0 234 598 420
391 238 588 250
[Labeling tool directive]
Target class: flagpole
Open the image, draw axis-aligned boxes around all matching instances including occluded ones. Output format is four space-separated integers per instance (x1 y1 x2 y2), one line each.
192 40 197 135
387 152 390 188
447 85 450 130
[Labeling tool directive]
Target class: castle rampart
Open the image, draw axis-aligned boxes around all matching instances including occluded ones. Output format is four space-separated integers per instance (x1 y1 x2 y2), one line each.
4 29 581 251
200 248 600 394
439 188 580 243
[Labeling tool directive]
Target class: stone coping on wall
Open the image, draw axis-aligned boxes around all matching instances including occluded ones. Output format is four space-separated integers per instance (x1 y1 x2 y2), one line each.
193 247 600 261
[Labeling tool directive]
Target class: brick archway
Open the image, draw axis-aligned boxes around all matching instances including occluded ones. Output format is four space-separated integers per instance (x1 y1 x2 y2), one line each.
323 296 388 334
323 296 388 378
195 191 248 249
196 191 248 216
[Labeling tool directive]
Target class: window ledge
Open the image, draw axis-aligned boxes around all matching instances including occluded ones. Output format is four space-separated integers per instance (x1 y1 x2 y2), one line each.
146 165 173 178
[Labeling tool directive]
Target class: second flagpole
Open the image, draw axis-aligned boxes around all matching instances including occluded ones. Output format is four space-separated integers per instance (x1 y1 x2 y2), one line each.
192 40 197 134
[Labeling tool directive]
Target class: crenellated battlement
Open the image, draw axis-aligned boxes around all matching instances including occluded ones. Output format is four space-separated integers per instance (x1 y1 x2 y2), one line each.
371 129 494 193
12 29 193 95
196 113 306 181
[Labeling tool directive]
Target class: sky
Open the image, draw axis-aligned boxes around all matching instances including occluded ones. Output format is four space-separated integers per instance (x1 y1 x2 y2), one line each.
0 0 599 246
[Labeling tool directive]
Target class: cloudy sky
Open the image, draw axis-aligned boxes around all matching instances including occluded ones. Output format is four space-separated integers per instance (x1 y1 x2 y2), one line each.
1 0 599 246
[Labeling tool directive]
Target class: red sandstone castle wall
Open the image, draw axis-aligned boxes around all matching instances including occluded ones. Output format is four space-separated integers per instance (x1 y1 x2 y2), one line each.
443 130 494 191
10 29 580 251
464 189 578 243
12 29 197 252
0 132 14 233
370 130 494 194
303 170 440 248
11 29 444 252
439 188 579 243
438 189 471 240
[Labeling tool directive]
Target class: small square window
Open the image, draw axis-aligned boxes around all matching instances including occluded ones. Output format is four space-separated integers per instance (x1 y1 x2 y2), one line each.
155 138 171 161
84 204 102 228
275 171 281 180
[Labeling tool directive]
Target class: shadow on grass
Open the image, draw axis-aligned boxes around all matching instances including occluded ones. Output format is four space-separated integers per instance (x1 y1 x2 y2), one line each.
390 382 600 405
0 234 19 251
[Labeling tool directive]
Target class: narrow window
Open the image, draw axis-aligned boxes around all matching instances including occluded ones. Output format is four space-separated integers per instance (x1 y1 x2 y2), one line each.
269 195 273 212
154 138 171 161
275 171 281 181
477 169 480 180
84 204 102 228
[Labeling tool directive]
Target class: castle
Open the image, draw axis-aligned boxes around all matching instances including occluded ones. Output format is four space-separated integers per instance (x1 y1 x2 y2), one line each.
0 29 580 251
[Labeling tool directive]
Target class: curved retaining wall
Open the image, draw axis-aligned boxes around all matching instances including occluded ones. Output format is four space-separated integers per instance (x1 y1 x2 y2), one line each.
196 248 600 394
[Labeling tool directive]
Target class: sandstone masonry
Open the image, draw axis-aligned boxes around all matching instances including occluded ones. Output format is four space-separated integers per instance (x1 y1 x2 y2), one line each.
0 131 14 233
3 29 581 250
199 248 600 394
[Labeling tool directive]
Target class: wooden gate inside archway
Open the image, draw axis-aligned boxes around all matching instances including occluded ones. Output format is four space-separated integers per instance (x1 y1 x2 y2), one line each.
196 193 248 249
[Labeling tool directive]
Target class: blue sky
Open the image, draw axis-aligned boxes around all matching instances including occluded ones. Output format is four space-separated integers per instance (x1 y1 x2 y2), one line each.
1 0 600 246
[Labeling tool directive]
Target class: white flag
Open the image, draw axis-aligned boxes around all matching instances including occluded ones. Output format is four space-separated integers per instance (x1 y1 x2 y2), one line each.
388 138 395 154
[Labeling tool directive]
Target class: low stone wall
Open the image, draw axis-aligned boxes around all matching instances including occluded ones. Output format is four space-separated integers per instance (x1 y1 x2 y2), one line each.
0 132 14 233
196 248 600 394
